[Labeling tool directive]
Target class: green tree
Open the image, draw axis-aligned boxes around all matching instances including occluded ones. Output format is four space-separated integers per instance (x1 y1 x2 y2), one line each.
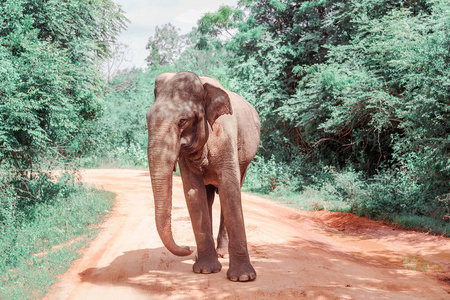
0 0 127 174
196 5 243 50
145 23 186 68
135 0 449 221
198 0 449 219
82 68 156 168
278 0 449 180
103 42 130 82
198 5 241 38
0 0 127 242
223 0 434 165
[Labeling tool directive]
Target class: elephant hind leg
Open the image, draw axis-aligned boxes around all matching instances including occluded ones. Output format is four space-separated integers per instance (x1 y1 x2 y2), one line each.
206 185 228 258
206 185 216 236
216 208 229 258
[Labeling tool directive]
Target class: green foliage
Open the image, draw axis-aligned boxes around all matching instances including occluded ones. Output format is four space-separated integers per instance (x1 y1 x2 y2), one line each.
97 0 449 234
244 155 294 192
145 23 186 68
80 68 155 168
243 153 333 196
221 0 450 224
0 176 115 299
175 31 232 85
394 215 450 236
197 5 243 46
0 0 127 173
86 19 239 169
0 2 126 297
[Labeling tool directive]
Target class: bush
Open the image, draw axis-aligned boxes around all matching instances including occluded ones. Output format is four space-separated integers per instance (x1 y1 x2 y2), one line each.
0 174 115 299
0 0 126 175
320 167 367 205
231 0 450 229
0 172 76 270
79 69 154 168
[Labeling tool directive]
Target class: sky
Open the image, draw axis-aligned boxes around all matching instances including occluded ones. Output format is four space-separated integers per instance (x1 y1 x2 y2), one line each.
112 0 239 69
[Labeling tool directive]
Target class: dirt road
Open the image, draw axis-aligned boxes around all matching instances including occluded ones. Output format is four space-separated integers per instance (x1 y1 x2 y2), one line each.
45 169 450 299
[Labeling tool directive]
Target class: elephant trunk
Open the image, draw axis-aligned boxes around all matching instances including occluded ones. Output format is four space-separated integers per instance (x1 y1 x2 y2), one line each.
148 126 192 257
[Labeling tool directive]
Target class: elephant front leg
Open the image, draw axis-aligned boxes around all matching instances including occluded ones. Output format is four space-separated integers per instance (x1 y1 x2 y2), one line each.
218 169 256 282
179 159 221 274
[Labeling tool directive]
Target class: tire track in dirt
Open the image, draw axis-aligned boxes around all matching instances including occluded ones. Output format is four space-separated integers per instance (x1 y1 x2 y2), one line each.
44 169 450 299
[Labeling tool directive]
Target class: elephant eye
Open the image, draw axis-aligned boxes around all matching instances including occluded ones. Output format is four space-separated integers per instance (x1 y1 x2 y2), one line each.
178 118 187 127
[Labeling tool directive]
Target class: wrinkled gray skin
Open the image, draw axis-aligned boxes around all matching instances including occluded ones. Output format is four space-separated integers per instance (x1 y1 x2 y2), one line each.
146 72 260 282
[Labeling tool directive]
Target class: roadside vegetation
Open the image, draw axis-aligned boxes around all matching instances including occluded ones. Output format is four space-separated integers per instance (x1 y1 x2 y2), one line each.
90 0 449 236
0 175 115 299
0 0 126 299
233 0 450 236
1 0 449 298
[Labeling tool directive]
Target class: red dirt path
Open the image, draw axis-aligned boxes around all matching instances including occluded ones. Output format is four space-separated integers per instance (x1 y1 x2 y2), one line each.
44 169 450 299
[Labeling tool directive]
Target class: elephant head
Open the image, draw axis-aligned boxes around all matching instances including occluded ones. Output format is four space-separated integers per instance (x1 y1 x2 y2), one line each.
146 72 232 256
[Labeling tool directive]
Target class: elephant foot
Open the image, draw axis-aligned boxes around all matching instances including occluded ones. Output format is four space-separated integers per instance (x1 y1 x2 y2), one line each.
216 234 229 258
227 261 256 282
193 253 222 274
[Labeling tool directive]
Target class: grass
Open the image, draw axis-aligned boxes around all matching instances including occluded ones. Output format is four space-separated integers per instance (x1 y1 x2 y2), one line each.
79 144 148 170
243 184 352 212
393 214 450 237
0 185 115 300
80 155 147 170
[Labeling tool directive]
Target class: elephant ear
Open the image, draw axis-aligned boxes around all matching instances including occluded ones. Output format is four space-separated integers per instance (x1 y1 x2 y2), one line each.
203 83 233 128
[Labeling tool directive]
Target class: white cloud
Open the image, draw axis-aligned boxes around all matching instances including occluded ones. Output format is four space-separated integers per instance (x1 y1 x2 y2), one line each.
174 8 210 30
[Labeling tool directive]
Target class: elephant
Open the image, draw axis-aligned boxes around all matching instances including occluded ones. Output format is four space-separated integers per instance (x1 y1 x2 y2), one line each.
146 71 260 282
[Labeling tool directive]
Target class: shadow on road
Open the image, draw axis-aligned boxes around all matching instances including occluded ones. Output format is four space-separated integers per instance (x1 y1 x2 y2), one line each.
79 248 191 294
78 239 449 299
